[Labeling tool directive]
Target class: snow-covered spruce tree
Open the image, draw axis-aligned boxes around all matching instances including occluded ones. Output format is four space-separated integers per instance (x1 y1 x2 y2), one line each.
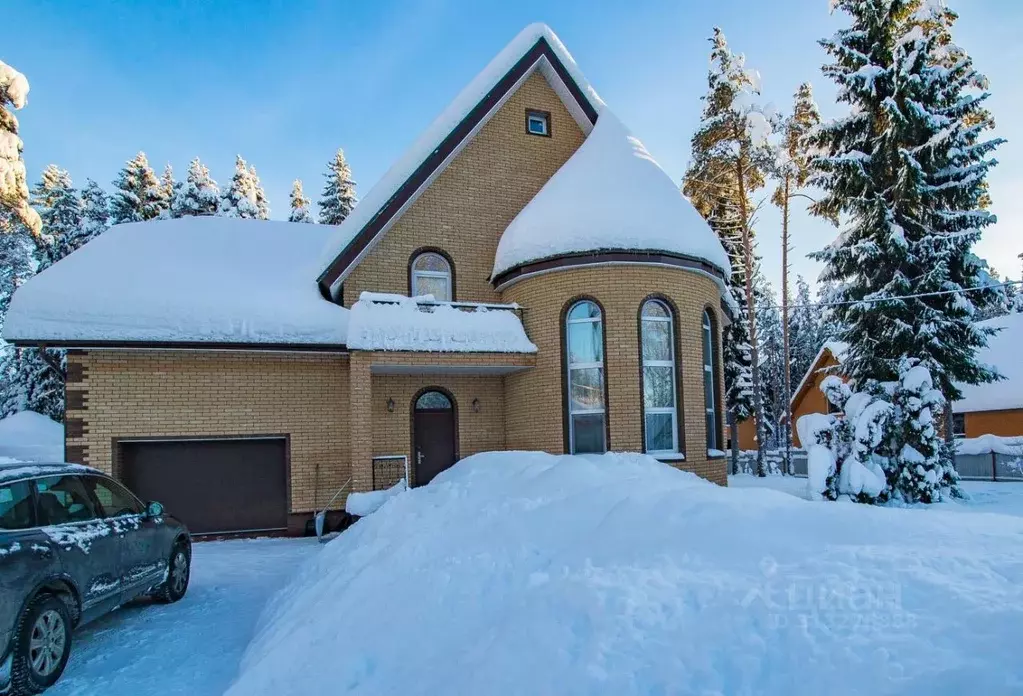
892 358 954 502
754 275 787 454
810 0 1001 501
30 165 82 270
219 155 268 219
156 164 175 219
683 27 774 474
289 179 313 223
79 179 110 245
772 83 821 466
318 148 357 225
171 157 220 217
110 152 164 224
788 275 824 394
0 60 41 237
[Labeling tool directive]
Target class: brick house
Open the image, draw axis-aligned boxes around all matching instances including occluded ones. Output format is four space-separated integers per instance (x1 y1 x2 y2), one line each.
4 24 734 535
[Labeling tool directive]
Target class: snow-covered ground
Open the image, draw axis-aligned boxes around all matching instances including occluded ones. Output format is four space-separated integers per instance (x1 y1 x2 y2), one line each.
730 473 1023 517
0 410 63 463
48 538 319 696
229 452 1023 696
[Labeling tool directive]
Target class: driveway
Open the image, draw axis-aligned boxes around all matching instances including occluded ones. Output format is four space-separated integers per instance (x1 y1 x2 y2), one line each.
47 537 320 696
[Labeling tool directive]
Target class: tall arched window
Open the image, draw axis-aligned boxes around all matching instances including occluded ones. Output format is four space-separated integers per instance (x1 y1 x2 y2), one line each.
565 300 606 454
702 309 720 451
410 251 452 301
641 299 678 454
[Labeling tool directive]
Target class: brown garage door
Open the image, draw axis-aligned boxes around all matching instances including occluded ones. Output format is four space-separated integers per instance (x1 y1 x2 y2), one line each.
120 438 288 534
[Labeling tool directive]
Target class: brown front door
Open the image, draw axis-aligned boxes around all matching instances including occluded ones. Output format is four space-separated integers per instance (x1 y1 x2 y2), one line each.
412 390 457 486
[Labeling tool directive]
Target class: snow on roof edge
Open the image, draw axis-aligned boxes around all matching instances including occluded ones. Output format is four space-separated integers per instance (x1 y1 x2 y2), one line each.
789 341 849 408
315 23 603 290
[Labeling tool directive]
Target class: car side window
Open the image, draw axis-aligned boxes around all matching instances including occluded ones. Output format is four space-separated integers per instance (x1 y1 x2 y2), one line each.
86 477 144 518
0 480 35 530
35 475 101 525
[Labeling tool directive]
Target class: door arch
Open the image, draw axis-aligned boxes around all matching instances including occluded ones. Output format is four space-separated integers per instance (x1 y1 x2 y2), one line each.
411 388 458 486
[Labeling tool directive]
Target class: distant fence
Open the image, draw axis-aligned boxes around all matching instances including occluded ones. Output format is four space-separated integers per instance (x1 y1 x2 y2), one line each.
954 452 1023 481
733 448 1022 482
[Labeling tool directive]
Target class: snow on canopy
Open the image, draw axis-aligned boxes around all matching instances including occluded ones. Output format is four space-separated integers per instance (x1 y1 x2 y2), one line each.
347 293 536 353
3 217 348 346
316 23 603 288
492 110 730 279
953 313 1023 413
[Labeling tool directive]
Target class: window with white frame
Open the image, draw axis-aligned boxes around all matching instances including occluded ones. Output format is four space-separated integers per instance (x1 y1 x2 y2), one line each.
641 300 678 454
526 110 550 136
565 300 606 454
410 252 452 301
702 310 720 451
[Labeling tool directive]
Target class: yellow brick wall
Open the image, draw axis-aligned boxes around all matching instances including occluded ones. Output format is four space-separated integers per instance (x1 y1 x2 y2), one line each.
500 266 729 485
66 351 350 515
341 71 585 306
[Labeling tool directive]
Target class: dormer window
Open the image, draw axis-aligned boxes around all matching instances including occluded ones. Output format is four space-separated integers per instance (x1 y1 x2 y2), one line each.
410 251 453 301
525 110 550 137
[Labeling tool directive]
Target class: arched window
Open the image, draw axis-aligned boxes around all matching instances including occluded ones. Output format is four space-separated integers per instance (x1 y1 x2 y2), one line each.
702 309 720 451
410 251 452 301
641 299 678 454
565 300 606 454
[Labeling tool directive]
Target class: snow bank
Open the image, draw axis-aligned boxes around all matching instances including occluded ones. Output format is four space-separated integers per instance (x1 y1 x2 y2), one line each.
3 217 348 346
954 312 1023 412
230 451 1023 696
956 434 1023 456
0 411 63 463
318 23 603 284
492 110 730 279
346 294 536 353
345 479 406 517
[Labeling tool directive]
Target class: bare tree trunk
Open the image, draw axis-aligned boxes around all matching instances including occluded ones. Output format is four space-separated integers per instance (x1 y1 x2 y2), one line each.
781 177 793 475
735 153 766 477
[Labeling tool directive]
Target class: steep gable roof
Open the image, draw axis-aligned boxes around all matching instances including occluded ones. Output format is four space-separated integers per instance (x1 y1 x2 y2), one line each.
790 341 848 410
316 23 603 298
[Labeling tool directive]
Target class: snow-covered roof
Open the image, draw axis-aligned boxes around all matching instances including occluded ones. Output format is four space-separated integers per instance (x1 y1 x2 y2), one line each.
3 217 348 347
316 23 603 294
953 313 1023 413
790 341 849 408
347 293 536 353
491 110 730 280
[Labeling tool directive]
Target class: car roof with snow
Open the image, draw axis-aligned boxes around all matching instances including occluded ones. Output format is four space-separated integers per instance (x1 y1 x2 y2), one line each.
0 461 103 485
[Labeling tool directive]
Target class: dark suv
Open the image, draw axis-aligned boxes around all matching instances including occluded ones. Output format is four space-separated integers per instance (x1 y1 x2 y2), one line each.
0 462 190 695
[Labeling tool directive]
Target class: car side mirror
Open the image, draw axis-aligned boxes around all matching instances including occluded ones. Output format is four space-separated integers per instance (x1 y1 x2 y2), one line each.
146 501 164 518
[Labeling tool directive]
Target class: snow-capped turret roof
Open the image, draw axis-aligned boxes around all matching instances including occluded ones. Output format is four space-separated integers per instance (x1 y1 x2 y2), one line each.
491 110 730 281
316 23 603 296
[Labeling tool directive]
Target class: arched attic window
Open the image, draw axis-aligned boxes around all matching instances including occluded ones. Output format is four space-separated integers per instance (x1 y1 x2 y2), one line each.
410 251 453 301
565 300 607 454
641 299 679 455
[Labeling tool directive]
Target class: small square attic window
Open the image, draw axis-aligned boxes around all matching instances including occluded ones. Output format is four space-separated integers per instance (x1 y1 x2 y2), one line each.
526 110 550 137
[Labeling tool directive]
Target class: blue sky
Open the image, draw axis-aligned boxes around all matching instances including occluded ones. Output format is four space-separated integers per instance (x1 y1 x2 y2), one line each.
4 0 1020 294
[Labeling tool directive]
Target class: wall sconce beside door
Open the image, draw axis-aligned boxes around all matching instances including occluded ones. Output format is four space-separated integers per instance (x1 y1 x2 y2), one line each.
387 397 395 413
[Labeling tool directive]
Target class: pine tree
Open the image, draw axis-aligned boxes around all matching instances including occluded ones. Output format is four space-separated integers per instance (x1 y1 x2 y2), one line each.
219 155 268 219
788 275 825 391
289 179 313 223
79 179 110 245
318 148 357 225
171 158 220 217
810 0 1002 502
683 27 774 474
30 165 82 270
754 275 787 450
110 152 164 224
156 164 175 219
0 60 41 236
773 83 821 467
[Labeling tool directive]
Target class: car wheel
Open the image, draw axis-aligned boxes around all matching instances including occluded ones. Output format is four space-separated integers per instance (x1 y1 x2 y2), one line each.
9 593 73 695
154 543 190 603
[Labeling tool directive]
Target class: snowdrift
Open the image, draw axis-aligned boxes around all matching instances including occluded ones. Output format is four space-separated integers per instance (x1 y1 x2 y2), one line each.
229 452 1023 696
0 411 63 463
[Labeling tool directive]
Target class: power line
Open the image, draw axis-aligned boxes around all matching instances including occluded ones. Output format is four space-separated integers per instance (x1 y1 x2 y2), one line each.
766 278 1023 311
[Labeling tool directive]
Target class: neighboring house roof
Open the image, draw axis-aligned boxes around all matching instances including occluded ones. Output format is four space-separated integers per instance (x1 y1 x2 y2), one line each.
3 217 349 349
316 23 603 297
790 341 848 409
490 110 731 285
953 313 1023 414
346 293 536 353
